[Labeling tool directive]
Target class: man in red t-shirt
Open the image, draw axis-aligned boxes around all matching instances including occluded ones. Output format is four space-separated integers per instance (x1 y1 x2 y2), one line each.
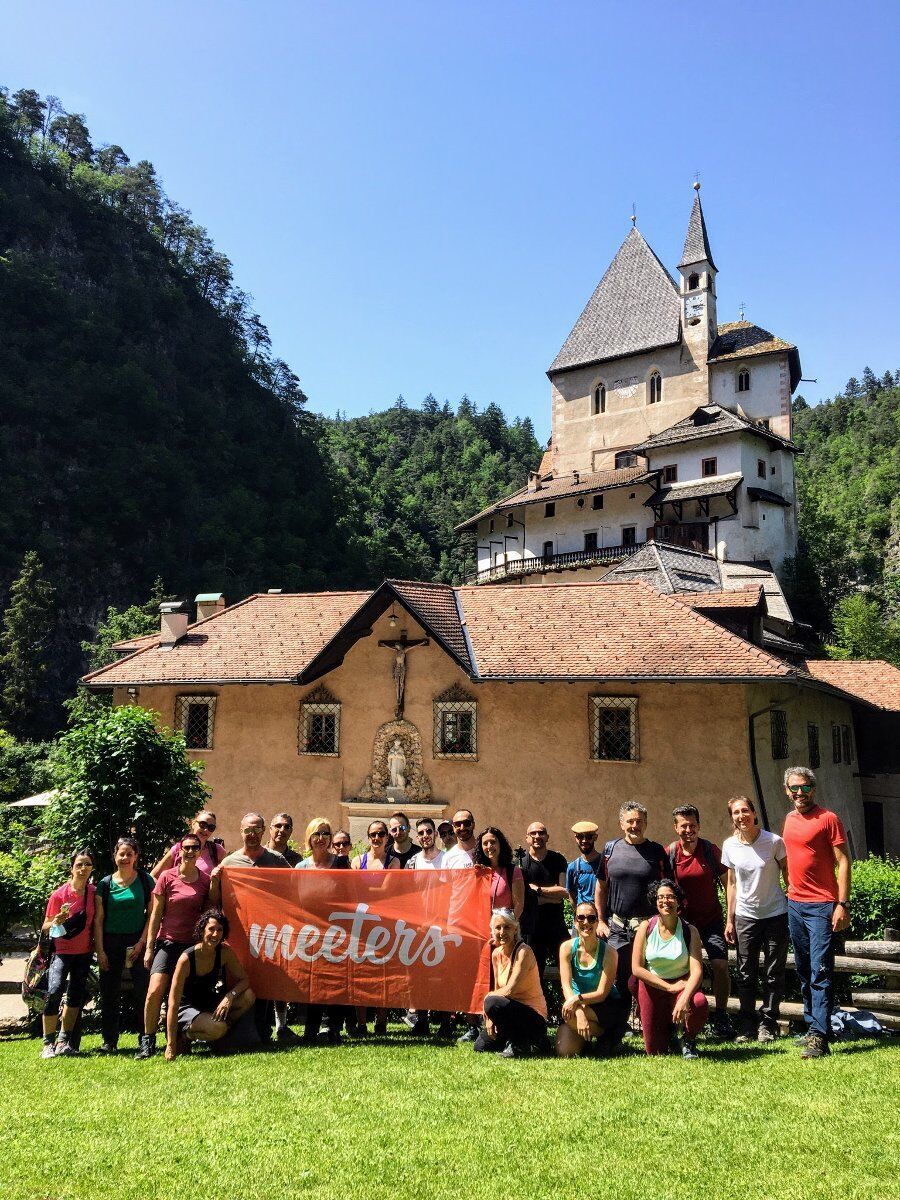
668 805 732 1038
781 766 852 1059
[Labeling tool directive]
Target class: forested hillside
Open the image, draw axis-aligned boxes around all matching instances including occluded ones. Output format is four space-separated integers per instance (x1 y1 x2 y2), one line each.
791 370 900 662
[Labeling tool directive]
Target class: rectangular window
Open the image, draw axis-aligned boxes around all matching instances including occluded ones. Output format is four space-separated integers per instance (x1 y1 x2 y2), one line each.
175 695 217 750
702 457 718 477
832 723 842 764
433 689 478 759
592 494 603 510
770 709 788 760
807 722 820 769
622 526 636 546
299 688 341 756
757 459 767 480
662 464 678 484
489 519 494 533
542 540 554 561
589 696 639 762
841 724 853 765
584 531 598 552
544 502 555 518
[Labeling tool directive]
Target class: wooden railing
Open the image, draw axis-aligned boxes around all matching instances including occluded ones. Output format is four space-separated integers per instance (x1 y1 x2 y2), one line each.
467 541 643 584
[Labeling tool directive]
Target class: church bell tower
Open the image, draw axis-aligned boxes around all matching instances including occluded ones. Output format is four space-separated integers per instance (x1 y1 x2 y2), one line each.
678 183 717 361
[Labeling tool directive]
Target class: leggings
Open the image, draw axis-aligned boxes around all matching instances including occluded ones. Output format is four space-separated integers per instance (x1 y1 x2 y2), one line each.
99 931 150 1046
475 994 547 1051
45 953 92 1016
629 975 708 1055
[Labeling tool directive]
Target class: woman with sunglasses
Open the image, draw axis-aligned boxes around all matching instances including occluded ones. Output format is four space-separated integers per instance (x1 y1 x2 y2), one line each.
722 794 790 1043
629 878 708 1058
151 810 225 878
296 818 350 1041
331 830 352 861
93 836 155 1054
138 833 210 1059
555 901 625 1057
351 820 399 1034
40 848 96 1058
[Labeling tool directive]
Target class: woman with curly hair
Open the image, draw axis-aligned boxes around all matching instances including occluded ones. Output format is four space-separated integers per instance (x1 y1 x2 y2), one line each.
629 878 708 1058
165 909 254 1060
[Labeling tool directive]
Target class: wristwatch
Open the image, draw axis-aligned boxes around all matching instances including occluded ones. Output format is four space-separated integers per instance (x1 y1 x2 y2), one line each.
836 901 851 910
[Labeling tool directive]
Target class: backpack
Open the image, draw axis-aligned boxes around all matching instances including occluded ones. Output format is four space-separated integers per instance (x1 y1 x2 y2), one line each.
22 935 52 1009
96 870 155 916
666 839 723 890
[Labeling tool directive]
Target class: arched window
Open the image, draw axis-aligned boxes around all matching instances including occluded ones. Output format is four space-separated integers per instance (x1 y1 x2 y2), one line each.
737 368 751 393
615 451 638 469
593 383 606 416
648 371 662 405
688 272 700 291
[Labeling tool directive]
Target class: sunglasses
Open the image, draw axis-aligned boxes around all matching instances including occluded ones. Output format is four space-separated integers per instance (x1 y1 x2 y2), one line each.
787 784 814 794
452 819 473 828
333 842 350 850
311 830 331 839
369 830 388 839
197 820 216 831
390 825 409 834
182 844 201 854
574 914 598 925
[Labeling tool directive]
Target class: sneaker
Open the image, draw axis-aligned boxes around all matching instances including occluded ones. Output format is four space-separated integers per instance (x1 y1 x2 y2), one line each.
734 1027 753 1044
680 1037 700 1060
40 1040 56 1059
792 1031 812 1046
276 1026 301 1044
97 1042 117 1055
710 1012 735 1040
757 1025 777 1044
801 1032 830 1059
500 1042 529 1058
401 1012 419 1031
135 1034 156 1061
54 1040 76 1057
457 1025 480 1043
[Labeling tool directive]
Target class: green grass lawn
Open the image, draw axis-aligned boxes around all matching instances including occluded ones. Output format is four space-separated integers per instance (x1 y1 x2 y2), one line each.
1 1027 897 1200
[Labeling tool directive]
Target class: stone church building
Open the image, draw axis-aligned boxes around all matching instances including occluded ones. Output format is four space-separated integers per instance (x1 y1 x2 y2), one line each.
83 190 900 857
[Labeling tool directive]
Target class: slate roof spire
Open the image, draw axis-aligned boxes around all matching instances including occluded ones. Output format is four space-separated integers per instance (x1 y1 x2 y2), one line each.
678 183 716 272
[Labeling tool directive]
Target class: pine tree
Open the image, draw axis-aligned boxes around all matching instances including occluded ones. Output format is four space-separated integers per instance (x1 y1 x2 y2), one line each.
0 552 56 738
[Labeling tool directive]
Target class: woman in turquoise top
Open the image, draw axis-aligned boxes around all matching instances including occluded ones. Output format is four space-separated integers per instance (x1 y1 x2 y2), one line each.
556 902 627 1057
93 837 154 1054
630 879 708 1058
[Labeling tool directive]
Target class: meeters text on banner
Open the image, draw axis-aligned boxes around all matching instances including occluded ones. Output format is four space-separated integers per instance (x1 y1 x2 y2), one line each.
220 867 493 1014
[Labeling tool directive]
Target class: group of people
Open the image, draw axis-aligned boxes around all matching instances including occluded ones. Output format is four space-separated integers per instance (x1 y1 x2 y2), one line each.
38 765 851 1062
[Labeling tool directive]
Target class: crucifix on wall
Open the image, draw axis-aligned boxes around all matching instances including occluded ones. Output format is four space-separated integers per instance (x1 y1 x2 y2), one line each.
378 630 429 719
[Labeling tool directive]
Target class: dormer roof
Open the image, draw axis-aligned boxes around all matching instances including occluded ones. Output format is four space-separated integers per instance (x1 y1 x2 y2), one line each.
634 404 798 455
678 192 717 271
548 227 681 375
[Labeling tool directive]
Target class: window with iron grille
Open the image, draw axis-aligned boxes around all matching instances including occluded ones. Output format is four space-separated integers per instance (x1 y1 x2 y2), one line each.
433 685 477 758
770 709 788 760
832 723 842 764
298 685 341 756
807 722 820 769
589 696 639 761
841 724 853 765
175 695 217 750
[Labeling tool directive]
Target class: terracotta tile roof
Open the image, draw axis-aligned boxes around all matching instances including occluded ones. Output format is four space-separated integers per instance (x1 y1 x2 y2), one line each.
83 592 370 687
801 660 900 712
708 321 801 390
457 467 653 531
673 586 764 611
549 227 681 374
110 631 160 654
456 581 793 681
389 580 472 670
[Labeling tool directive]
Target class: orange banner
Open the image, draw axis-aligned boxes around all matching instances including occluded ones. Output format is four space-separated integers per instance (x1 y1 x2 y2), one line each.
220 867 493 1014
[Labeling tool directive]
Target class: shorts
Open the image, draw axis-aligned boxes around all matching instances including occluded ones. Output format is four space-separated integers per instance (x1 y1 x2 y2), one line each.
150 940 191 977
695 919 728 963
45 953 92 1014
177 1004 204 1034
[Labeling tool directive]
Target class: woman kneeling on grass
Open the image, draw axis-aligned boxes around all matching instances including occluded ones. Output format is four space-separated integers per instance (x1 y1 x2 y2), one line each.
165 909 254 1061
474 908 547 1058
556 901 626 1057
629 879 708 1059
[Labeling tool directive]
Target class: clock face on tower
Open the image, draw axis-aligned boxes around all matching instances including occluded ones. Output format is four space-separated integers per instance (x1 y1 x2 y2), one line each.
685 294 704 325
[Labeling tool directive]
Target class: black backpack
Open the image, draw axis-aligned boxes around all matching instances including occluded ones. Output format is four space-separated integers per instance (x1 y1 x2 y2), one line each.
666 838 723 890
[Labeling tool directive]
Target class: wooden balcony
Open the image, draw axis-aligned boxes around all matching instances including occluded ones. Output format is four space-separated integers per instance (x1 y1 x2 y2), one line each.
466 542 643 585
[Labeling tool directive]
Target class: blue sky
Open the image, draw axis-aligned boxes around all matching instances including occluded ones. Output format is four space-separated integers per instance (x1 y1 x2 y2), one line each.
4 1 898 440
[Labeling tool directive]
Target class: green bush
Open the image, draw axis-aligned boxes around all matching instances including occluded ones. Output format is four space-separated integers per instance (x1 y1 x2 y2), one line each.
848 855 900 940
0 840 68 934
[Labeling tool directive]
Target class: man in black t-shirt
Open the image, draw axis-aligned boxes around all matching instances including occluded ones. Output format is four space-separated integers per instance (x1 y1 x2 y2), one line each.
597 802 668 1004
518 822 569 998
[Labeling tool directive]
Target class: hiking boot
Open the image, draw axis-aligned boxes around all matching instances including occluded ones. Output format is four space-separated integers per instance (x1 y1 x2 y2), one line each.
135 1034 156 1060
680 1036 700 1060
40 1039 56 1059
801 1032 830 1059
734 1024 754 1044
500 1042 529 1058
757 1025 777 1045
457 1025 480 1044
792 1031 812 1046
401 1011 419 1031
54 1039 76 1057
710 1011 735 1040
97 1042 117 1055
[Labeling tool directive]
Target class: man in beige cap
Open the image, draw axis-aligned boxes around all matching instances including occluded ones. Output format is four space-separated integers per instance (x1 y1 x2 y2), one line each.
566 820 608 938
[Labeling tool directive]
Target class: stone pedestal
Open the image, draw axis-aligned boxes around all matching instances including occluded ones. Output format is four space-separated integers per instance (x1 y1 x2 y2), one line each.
385 786 406 804
342 799 448 845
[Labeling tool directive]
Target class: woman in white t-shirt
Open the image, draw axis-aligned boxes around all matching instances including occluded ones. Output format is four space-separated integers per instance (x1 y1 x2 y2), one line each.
722 795 790 1044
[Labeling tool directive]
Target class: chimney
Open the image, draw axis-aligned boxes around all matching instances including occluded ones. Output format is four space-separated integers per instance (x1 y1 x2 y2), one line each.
195 593 225 622
160 601 189 649
573 470 580 485
527 471 542 492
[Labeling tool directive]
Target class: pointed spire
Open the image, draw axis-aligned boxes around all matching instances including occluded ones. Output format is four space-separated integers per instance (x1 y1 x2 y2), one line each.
678 183 716 271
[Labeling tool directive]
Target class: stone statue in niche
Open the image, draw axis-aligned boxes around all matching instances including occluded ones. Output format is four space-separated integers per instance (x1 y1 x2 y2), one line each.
387 739 407 791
